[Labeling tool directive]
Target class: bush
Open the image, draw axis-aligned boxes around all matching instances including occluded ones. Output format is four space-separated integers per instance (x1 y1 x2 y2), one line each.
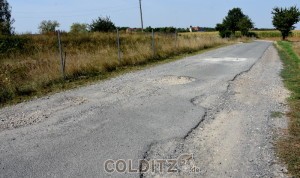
0 87 14 104
219 30 232 38
70 23 88 34
0 35 31 57
246 32 257 38
90 17 116 32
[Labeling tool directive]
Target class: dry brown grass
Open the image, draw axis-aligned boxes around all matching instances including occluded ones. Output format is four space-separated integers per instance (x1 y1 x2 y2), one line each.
0 32 228 105
293 41 300 56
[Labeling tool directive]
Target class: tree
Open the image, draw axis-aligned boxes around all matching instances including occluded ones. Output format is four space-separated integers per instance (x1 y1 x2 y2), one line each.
0 0 14 35
216 8 254 38
70 23 88 34
90 16 116 32
223 8 246 34
272 6 300 40
38 20 60 34
238 16 254 36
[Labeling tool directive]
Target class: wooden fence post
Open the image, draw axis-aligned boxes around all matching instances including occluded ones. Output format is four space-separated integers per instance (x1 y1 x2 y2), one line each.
175 30 178 48
152 29 155 56
57 30 66 80
117 29 121 62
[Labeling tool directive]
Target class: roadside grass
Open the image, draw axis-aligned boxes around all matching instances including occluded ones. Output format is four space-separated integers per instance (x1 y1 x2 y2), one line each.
293 41 300 55
0 32 231 107
276 40 300 177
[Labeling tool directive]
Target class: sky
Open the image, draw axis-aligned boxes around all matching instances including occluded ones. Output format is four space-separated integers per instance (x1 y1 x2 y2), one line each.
9 0 300 33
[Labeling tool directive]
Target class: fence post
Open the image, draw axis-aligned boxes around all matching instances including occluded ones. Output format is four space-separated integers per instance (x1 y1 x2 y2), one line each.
117 28 121 62
175 30 178 48
152 29 155 56
57 30 66 80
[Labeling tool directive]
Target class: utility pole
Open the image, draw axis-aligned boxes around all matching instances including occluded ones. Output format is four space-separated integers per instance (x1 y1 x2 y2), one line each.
139 0 144 32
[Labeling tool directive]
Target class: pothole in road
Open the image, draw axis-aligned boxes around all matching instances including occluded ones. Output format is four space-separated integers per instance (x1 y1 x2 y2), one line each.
155 75 196 85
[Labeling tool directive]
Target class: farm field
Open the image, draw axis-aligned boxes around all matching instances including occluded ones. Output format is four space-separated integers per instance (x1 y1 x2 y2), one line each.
181 30 300 40
254 30 300 41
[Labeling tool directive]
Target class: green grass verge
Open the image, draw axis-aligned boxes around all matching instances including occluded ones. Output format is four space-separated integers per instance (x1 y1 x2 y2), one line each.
276 41 300 178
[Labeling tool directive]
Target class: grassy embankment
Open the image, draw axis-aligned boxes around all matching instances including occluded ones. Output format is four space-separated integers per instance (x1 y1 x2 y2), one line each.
276 40 300 177
0 32 229 106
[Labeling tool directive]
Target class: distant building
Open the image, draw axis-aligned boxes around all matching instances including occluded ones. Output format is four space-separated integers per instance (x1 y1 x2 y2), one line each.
190 26 202 32
126 28 142 33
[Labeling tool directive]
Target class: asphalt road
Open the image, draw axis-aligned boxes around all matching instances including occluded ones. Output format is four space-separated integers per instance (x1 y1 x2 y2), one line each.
0 41 288 177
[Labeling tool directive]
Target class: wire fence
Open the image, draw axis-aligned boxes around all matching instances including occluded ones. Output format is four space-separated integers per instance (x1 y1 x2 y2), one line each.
53 30 222 79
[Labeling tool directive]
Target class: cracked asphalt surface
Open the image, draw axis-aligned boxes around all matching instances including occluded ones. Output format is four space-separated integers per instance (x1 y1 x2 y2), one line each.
0 41 289 178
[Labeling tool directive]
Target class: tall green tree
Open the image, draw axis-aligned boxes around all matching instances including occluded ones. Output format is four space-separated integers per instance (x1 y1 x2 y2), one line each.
216 8 254 38
0 0 14 35
223 8 246 34
90 16 116 32
238 16 254 36
272 6 300 40
38 20 60 34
